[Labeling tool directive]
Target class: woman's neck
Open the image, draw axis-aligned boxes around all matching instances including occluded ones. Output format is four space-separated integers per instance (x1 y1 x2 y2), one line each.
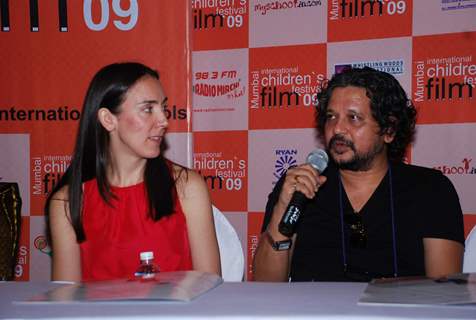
106 156 147 187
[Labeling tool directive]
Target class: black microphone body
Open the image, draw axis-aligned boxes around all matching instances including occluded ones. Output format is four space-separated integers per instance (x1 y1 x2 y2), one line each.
278 149 328 237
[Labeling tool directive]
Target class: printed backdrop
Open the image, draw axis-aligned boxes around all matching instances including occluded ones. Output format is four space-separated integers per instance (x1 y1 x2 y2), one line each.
1 0 475 281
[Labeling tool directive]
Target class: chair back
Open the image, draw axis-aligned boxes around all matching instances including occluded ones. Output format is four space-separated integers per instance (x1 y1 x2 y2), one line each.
463 225 476 273
213 206 244 282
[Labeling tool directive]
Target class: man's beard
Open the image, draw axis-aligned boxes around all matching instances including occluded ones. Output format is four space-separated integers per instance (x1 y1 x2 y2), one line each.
328 134 385 171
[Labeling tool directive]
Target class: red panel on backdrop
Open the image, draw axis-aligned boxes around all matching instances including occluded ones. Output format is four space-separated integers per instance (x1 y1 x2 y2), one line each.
0 1 190 216
193 131 248 212
328 0 413 42
412 32 476 124
464 214 476 238
191 1 248 50
247 212 264 281
0 1 191 280
249 44 327 129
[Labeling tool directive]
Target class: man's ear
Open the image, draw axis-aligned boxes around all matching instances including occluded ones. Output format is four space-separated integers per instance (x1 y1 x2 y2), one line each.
383 116 397 144
97 108 116 132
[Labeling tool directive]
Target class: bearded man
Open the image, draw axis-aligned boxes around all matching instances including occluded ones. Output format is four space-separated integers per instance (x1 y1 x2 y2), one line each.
253 67 464 282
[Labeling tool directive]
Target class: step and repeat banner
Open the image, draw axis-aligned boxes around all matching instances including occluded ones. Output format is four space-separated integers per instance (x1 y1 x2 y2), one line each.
0 0 191 280
190 0 476 281
1 1 475 281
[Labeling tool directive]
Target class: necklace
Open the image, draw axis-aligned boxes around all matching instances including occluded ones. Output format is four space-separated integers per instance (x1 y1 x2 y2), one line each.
338 165 398 278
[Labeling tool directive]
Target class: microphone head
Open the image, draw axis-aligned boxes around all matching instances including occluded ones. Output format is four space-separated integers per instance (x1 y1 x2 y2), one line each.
306 149 329 173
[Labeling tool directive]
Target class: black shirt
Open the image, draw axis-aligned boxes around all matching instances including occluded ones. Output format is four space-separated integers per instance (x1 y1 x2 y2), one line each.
262 161 465 282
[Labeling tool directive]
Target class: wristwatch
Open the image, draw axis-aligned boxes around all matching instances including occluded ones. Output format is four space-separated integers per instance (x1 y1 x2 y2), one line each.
266 230 292 251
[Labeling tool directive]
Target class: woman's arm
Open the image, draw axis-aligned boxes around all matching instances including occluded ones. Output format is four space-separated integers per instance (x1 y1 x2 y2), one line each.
48 187 82 282
176 167 221 276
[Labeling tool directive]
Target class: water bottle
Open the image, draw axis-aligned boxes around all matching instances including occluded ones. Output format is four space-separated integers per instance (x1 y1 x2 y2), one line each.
134 251 160 280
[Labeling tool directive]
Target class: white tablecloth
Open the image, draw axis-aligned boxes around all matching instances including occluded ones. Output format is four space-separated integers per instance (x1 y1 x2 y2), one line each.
1 281 475 319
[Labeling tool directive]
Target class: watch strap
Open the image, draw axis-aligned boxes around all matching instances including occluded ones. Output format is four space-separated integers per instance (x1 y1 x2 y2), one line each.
266 230 292 251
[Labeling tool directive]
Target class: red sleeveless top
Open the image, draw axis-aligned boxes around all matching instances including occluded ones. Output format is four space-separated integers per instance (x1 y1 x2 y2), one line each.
79 179 193 281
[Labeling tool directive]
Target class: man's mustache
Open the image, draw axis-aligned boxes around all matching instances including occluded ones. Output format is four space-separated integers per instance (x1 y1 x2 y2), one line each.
328 135 356 152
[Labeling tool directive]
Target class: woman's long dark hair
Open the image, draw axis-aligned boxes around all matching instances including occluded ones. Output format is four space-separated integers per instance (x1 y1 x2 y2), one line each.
46 62 179 242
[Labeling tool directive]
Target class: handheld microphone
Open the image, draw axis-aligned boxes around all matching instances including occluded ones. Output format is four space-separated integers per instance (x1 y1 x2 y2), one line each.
278 149 329 237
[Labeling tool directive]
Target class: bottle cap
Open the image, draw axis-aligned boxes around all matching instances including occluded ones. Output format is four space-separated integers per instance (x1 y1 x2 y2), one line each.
140 251 154 260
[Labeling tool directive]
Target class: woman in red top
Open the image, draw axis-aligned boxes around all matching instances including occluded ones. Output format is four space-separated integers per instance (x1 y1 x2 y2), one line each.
46 62 221 281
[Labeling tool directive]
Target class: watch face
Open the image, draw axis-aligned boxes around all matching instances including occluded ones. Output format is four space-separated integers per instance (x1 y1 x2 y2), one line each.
273 240 292 251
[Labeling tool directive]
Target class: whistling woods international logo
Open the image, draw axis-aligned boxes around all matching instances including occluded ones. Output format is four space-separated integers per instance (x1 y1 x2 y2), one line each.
440 0 476 11
253 0 322 15
335 59 404 76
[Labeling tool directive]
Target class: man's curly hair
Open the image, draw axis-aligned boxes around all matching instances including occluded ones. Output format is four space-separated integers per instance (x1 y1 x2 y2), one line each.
316 67 417 162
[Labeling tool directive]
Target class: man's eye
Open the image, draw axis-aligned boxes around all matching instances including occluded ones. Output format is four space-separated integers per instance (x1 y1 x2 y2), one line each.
326 113 335 120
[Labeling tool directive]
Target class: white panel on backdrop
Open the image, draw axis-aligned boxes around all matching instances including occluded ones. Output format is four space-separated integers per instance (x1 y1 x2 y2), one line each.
412 123 476 213
29 216 51 281
192 49 249 131
0 134 30 215
413 2 476 36
222 211 248 257
327 37 412 95
222 211 248 278
248 128 322 212
249 0 327 48
163 133 193 169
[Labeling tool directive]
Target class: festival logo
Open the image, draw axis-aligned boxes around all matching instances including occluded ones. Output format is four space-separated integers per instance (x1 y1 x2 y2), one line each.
328 0 412 41
193 131 248 211
192 0 248 50
31 154 71 215
247 212 264 280
249 44 326 129
192 49 248 131
413 32 476 124
249 0 325 47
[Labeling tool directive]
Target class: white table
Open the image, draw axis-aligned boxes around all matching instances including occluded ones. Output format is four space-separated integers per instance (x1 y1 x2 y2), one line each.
1 281 475 319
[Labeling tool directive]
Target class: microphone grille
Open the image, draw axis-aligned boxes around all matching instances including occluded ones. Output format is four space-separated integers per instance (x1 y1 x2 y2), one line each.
306 149 329 173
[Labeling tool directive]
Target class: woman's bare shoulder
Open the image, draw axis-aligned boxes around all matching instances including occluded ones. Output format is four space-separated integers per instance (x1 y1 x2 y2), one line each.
50 185 69 202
